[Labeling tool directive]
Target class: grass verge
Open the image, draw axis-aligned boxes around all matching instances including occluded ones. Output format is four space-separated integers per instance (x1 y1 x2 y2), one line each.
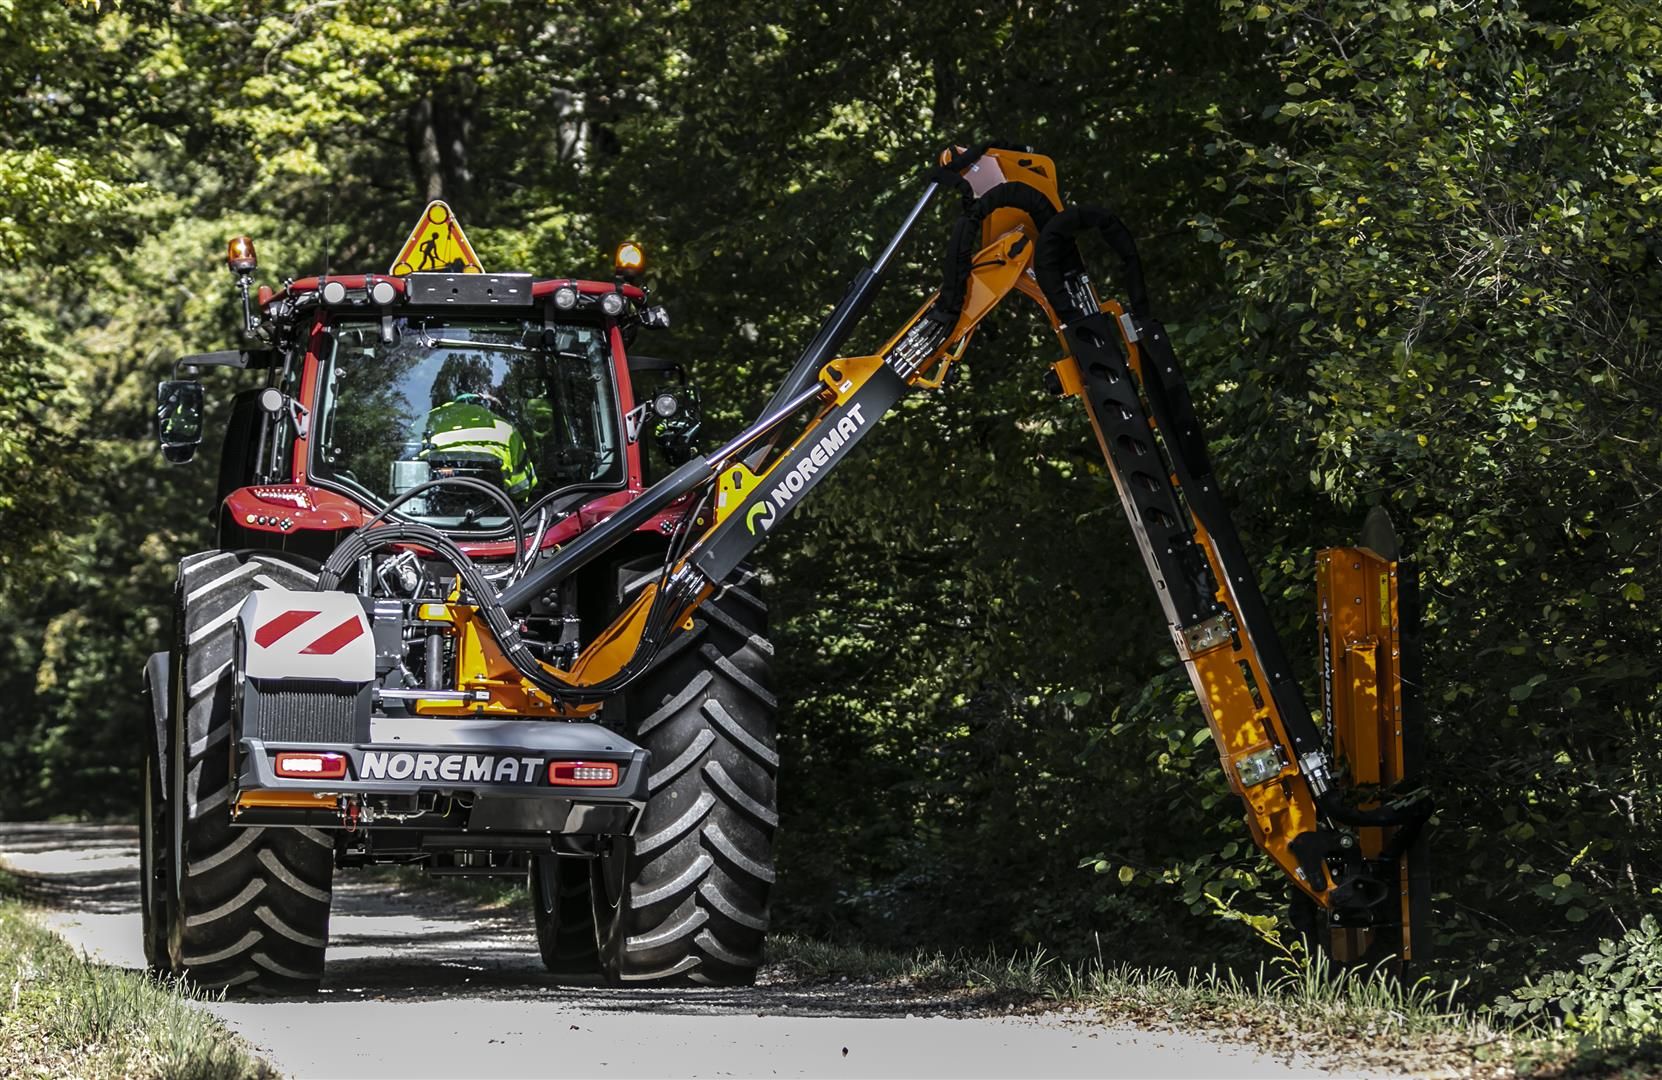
767 933 1658 1079
0 864 274 1080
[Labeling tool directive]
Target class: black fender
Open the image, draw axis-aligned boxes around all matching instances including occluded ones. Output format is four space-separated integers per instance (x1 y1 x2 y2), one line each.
143 651 169 789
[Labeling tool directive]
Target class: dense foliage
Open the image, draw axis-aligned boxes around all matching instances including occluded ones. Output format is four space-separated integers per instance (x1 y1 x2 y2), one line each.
1 0 1657 1017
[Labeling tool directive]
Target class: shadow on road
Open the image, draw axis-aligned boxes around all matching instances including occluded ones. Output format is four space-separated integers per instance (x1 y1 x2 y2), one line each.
0 822 1010 1020
0 823 140 914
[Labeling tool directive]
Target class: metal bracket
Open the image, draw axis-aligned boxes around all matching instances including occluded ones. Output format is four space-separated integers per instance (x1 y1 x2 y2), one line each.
1117 311 1140 343
1181 612 1233 655
624 402 650 443
1234 745 1286 787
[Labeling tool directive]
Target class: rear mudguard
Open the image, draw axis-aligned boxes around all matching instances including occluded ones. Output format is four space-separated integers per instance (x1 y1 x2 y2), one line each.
143 651 170 783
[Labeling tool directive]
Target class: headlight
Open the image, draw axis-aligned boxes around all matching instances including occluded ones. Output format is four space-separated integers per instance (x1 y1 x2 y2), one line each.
321 280 347 304
600 292 626 317
553 285 578 310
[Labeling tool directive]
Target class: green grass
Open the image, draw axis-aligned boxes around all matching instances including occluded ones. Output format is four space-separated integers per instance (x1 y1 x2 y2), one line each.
0 867 273 1080
768 932 1652 1077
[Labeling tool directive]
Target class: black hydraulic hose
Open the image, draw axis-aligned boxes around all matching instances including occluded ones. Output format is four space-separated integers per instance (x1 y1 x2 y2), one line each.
363 475 528 578
1318 790 1434 830
322 457 724 702
319 521 491 596
318 520 595 697
931 180 1061 327
708 384 823 466
1035 206 1150 323
495 453 714 615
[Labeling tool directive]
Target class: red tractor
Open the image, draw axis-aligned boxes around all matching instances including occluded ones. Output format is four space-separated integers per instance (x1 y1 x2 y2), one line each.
144 207 772 991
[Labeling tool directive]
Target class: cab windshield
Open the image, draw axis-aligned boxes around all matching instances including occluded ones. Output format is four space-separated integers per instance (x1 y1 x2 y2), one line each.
313 317 622 530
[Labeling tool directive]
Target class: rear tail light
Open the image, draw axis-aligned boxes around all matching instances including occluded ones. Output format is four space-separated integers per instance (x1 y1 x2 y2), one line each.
274 752 348 780
548 761 620 787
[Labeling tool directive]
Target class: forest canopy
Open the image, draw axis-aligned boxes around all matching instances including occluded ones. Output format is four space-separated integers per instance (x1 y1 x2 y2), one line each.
0 0 1658 1011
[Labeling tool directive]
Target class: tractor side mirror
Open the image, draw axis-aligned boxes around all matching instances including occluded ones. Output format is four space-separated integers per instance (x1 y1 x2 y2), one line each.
156 379 205 464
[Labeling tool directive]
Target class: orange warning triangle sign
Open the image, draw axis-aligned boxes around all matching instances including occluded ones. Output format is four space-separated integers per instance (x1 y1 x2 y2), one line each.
390 201 484 275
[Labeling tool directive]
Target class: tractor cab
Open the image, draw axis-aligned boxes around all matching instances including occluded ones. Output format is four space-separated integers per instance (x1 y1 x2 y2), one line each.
155 205 698 562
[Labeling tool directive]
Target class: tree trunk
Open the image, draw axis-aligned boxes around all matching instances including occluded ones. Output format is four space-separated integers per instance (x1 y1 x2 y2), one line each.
406 87 474 204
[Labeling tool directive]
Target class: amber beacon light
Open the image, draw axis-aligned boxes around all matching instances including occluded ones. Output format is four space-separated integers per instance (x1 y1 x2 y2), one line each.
226 235 258 275
613 240 645 275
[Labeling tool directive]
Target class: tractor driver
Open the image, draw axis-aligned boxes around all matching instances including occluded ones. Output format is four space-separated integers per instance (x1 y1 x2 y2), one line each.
419 382 538 503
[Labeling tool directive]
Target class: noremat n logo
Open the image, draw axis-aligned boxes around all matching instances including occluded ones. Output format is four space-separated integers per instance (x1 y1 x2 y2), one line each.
360 751 543 785
745 403 867 535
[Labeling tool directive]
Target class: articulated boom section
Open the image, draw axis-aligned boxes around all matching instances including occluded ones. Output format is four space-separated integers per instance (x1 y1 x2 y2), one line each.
428 145 1428 956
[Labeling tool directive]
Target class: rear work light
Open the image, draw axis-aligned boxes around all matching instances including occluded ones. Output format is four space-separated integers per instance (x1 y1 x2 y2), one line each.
274 752 348 780
548 761 620 787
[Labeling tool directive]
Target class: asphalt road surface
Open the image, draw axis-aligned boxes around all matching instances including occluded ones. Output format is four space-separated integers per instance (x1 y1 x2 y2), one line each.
0 823 1382 1079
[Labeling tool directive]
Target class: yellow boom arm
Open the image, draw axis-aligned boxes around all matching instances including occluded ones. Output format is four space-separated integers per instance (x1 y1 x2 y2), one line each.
434 145 1430 960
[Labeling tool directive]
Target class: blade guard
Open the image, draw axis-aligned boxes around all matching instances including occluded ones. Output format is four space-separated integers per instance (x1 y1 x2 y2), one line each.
1316 511 1428 964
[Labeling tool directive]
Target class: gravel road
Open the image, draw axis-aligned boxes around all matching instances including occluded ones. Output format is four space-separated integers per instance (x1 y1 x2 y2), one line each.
1 822 1380 1079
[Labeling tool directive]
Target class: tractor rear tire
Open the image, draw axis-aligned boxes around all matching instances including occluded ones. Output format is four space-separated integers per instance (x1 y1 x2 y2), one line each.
594 565 778 986
530 854 600 977
164 551 335 993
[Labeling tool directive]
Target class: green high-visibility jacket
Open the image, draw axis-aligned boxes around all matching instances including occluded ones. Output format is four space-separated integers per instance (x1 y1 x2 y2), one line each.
421 400 537 497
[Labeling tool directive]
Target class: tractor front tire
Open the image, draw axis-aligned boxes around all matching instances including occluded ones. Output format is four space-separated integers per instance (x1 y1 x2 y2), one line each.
595 565 778 986
164 551 335 993
531 854 600 977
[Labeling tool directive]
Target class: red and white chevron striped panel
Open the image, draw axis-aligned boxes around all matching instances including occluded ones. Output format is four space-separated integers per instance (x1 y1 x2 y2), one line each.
237 588 374 683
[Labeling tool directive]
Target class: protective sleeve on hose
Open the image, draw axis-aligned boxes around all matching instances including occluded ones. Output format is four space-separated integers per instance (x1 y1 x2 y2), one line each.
1035 206 1150 323
931 180 1060 326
